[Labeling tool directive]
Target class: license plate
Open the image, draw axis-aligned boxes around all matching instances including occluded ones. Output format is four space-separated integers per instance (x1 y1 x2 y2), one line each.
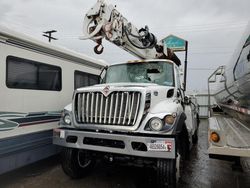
147 141 172 152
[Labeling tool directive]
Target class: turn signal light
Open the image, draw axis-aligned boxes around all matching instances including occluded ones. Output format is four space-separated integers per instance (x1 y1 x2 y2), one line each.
210 132 220 143
164 115 175 125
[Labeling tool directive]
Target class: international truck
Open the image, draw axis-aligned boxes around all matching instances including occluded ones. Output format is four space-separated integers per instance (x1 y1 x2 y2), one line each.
53 1 199 187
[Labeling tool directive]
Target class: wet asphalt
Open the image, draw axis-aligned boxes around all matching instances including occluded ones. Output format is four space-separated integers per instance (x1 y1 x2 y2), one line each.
0 119 250 188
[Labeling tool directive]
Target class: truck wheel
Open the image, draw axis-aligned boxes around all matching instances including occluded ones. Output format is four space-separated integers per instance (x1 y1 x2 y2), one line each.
156 159 176 188
191 114 199 144
197 114 200 126
178 125 190 160
192 129 198 144
61 148 95 179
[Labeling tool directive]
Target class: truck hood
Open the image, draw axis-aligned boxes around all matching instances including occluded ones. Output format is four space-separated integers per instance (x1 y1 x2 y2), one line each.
77 83 174 95
77 82 158 90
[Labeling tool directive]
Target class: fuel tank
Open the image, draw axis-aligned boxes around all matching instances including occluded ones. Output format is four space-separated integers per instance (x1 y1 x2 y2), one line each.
212 23 250 124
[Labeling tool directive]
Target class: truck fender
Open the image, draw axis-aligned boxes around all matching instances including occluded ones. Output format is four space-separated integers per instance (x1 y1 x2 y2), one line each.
172 112 187 134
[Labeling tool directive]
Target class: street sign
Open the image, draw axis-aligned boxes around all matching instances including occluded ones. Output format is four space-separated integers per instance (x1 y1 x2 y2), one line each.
162 35 186 52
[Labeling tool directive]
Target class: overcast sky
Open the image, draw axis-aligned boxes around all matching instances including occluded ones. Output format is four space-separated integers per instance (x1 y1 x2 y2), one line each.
0 0 249 92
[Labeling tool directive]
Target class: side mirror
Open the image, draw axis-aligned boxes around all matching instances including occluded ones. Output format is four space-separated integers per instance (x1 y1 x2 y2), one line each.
177 90 180 98
184 96 190 105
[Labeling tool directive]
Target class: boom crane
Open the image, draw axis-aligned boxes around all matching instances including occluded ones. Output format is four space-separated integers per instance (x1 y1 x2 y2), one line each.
80 0 181 65
53 2 198 188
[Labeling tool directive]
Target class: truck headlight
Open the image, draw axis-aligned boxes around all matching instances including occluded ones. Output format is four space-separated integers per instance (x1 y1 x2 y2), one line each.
60 110 72 126
63 114 71 125
149 118 163 131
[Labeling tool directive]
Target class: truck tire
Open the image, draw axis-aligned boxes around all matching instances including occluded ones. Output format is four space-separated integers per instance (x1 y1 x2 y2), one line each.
156 159 176 188
178 125 190 160
61 148 95 179
192 129 198 144
192 114 199 144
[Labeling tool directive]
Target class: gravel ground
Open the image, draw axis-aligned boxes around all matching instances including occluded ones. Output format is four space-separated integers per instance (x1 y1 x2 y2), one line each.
0 119 250 188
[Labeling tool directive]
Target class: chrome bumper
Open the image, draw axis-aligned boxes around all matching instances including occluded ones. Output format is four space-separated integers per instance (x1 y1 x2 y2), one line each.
53 128 176 159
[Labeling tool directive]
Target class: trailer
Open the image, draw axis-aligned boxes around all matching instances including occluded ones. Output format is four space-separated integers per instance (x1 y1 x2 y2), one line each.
207 23 250 161
0 26 106 174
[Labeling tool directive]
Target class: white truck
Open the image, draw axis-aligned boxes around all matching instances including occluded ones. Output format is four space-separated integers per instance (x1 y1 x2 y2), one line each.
53 1 199 187
207 23 250 165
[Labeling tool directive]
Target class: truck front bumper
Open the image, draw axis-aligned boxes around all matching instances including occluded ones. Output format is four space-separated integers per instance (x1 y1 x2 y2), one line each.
53 128 176 159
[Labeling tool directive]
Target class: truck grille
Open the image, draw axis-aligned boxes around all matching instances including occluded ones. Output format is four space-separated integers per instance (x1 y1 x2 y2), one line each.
75 91 141 126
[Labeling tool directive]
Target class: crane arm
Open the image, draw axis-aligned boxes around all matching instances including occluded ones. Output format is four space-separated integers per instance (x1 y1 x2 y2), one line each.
81 0 162 59
81 0 180 65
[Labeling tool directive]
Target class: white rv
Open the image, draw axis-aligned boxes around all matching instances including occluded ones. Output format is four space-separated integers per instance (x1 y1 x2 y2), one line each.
0 26 106 174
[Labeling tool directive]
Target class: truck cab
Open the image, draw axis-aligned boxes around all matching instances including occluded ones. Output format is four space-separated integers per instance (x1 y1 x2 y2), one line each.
53 59 199 188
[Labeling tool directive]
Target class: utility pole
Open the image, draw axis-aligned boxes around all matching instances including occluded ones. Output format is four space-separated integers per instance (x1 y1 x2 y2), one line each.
43 30 58 42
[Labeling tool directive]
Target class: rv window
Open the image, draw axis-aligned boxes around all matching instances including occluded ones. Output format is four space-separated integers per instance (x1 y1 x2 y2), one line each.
6 56 62 91
74 71 99 89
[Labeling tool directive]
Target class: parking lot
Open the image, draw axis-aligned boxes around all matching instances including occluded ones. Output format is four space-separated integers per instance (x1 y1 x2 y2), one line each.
1 120 250 188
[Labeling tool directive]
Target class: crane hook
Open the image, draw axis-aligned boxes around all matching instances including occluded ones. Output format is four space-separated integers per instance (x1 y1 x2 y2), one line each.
94 38 104 54
94 44 104 54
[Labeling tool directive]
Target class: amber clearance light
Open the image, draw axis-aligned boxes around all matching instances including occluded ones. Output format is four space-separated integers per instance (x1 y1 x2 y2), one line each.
210 132 220 143
164 115 175 125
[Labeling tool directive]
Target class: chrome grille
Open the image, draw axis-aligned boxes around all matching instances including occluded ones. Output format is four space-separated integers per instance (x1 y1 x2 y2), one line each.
75 91 141 126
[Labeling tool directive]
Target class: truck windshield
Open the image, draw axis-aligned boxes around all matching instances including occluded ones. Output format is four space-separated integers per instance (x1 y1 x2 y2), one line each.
102 61 174 86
